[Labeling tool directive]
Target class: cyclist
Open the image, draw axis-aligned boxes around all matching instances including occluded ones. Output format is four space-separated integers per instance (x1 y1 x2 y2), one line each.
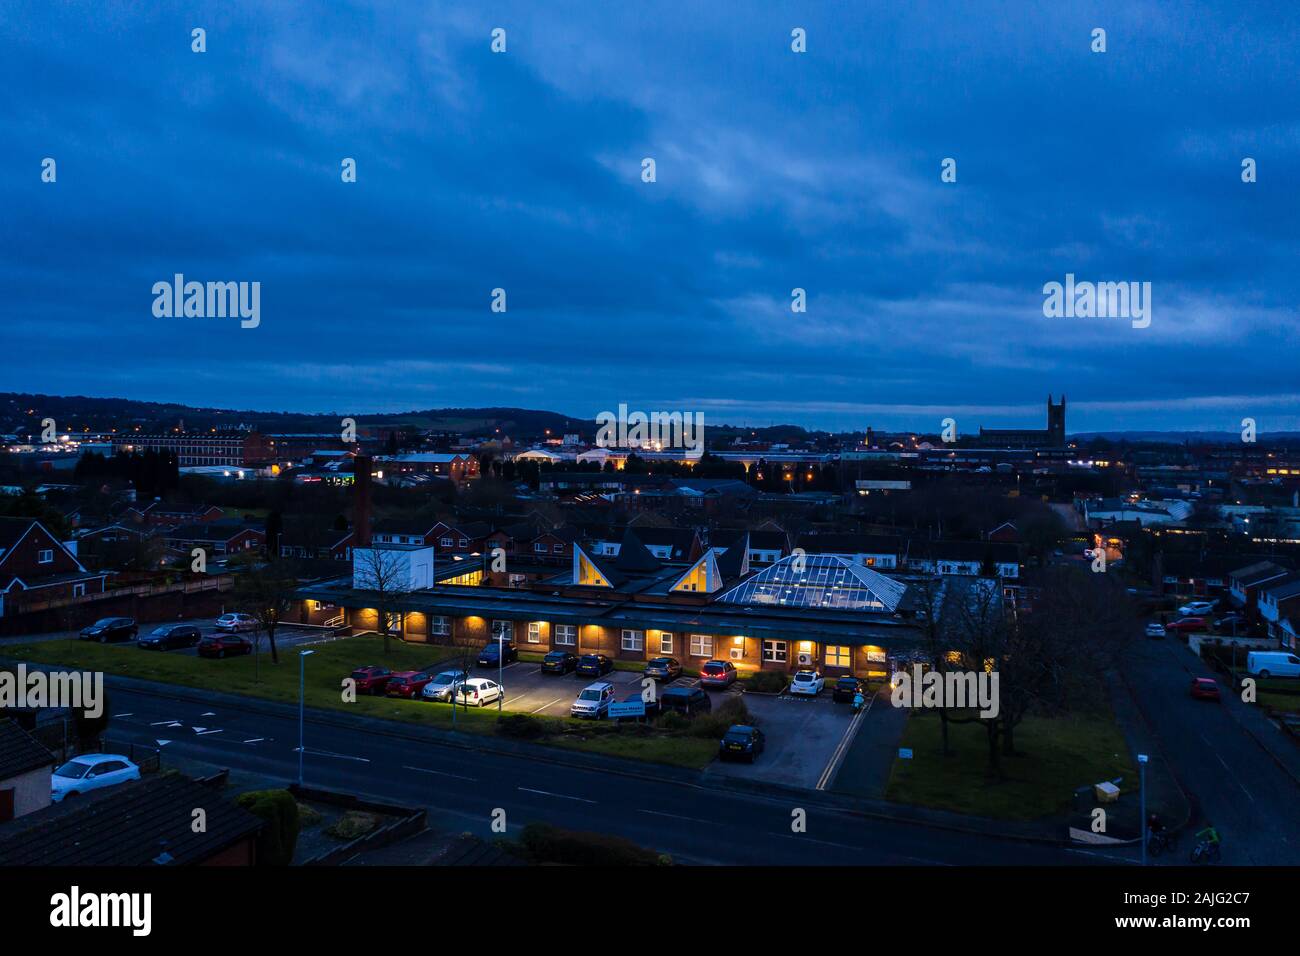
1196 824 1220 846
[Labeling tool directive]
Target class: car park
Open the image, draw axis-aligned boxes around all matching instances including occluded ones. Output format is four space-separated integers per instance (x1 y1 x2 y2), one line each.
421 670 468 702
570 681 615 719
575 653 614 678
79 617 137 643
1190 677 1221 701
138 623 201 651
452 677 504 707
1246 651 1300 679
831 676 862 703
719 725 766 762
1178 601 1216 617
197 634 253 658
541 651 579 674
698 659 738 689
1165 617 1208 635
215 612 258 633
51 754 141 802
643 657 682 682
788 670 825 696
1144 622 1166 639
385 671 436 698
477 640 518 667
349 665 393 695
660 685 712 716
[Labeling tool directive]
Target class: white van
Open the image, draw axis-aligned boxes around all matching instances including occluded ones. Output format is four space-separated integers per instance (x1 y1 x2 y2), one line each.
1246 651 1300 679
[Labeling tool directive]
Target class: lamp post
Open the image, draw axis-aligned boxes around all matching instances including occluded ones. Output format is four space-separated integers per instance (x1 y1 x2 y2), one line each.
498 632 505 712
298 649 315 788
1138 752 1149 866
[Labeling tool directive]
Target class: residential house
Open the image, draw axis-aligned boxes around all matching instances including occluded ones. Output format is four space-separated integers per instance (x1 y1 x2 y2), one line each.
0 720 54 822
0 517 110 616
1257 573 1300 642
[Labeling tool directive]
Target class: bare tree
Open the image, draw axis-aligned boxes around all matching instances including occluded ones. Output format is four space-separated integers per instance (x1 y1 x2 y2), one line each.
233 559 301 667
352 547 412 654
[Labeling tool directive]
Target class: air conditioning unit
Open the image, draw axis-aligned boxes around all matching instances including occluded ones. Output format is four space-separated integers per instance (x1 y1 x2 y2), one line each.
797 653 813 666
729 647 743 660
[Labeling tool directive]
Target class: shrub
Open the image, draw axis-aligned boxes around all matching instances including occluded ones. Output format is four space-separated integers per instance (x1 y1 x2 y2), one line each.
496 713 548 739
324 810 380 841
689 696 753 738
235 789 300 866
659 711 690 732
744 670 788 694
519 823 667 866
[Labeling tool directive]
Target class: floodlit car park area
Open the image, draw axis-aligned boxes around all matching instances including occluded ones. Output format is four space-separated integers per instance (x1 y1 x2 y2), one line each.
485 659 648 716
66 617 333 657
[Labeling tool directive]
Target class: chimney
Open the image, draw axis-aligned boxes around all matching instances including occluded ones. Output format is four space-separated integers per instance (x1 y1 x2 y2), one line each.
353 455 372 547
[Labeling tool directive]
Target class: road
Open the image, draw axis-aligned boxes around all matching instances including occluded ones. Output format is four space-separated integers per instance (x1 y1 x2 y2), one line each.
101 682 1113 866
1122 636 1300 865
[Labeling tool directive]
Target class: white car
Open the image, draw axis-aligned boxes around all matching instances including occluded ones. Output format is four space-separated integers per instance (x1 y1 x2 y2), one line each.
1145 622 1166 639
788 670 825 696
215 612 258 632
421 670 468 702
570 682 615 719
1178 601 1215 617
51 754 141 802
451 677 503 707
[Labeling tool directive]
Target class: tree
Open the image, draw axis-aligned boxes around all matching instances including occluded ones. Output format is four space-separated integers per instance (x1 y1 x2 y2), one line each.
352 547 411 654
233 559 301 666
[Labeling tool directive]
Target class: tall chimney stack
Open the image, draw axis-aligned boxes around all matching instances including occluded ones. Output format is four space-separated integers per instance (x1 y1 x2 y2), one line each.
353 455 372 547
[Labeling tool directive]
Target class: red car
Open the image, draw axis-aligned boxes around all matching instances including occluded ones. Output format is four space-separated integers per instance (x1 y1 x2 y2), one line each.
385 671 434 699
197 634 253 659
1165 617 1208 635
1190 677 1221 701
349 666 392 695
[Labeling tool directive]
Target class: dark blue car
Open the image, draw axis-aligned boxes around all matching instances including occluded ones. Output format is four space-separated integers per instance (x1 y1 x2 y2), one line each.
477 640 518 667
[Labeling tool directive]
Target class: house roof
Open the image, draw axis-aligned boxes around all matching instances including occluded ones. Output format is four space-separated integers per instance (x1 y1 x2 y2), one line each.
0 517 36 555
1259 572 1300 602
795 532 902 555
164 521 260 542
0 718 54 780
1231 561 1291 587
0 772 264 866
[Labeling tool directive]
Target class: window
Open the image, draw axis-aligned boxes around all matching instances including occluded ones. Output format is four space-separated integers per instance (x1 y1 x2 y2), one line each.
535 542 547 553
491 620 513 641
72 583 86 597
825 645 851 668
659 632 674 654
621 629 644 652
689 634 713 658
459 539 468 548
762 640 788 663
430 616 450 637
440 537 453 547
38 549 54 564
527 622 542 644
553 543 564 553
554 624 577 646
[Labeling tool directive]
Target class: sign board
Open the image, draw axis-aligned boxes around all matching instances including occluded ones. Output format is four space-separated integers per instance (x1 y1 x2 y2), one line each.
608 700 646 719
898 748 913 759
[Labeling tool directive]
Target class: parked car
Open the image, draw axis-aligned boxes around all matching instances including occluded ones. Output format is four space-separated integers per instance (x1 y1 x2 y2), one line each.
138 623 201 651
197 634 253 658
79 617 137 643
698 659 738 689
660 685 712 716
831 676 862 703
51 754 141 802
570 681 615 719
1165 617 1208 635
1144 622 1166 639
421 670 469 702
1178 601 1216 617
789 670 825 696
477 640 518 667
452 677 504 707
348 665 393 695
1214 613 1247 633
719 725 766 763
541 651 579 675
1246 651 1300 679
215 612 258 633
575 653 614 678
1190 677 1221 701
643 657 682 682
385 671 436 698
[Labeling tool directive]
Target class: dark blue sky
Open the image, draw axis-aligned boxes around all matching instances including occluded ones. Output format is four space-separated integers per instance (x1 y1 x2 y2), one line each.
3 1 1298 433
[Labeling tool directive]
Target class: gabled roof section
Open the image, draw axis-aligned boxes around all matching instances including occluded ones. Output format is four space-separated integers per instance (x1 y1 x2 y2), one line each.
714 533 750 580
715 553 907 612
0 719 54 780
614 527 661 574
572 542 619 587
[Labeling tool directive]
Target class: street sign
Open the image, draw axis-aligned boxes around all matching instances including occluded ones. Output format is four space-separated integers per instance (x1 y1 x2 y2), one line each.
608 700 646 719
898 748 913 759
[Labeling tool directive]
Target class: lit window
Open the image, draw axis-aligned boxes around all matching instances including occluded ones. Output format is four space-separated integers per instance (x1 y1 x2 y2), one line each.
527 622 542 644
762 640 787 663
825 645 851 668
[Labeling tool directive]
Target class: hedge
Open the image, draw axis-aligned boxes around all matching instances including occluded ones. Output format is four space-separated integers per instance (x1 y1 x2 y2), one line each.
235 788 300 866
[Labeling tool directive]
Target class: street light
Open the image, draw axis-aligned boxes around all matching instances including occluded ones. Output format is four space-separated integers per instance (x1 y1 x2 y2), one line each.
298 649 315 788
1138 753 1149 866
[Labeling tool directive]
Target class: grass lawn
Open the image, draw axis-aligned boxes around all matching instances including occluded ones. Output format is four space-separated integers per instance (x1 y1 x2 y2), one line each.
1259 691 1300 715
3 637 713 769
885 708 1136 821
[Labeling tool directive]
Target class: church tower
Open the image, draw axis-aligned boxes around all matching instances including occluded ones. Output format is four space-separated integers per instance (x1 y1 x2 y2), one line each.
1047 394 1066 446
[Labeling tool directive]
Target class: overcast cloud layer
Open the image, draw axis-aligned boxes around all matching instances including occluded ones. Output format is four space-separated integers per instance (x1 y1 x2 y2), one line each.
3 0 1299 433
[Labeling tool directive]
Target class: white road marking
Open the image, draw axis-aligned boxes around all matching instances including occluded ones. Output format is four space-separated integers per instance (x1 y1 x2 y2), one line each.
296 747 370 763
155 739 171 746
517 787 596 804
200 711 216 717
637 808 713 826
530 697 566 714
115 713 133 718
403 765 477 782
816 691 874 790
150 719 182 727
195 729 222 736
242 738 265 744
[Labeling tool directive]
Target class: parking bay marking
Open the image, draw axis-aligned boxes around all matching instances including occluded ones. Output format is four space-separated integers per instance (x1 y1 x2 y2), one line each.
530 697 566 715
517 787 597 804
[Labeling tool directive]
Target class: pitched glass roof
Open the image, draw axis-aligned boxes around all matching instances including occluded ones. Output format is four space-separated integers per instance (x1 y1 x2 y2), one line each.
716 553 907 612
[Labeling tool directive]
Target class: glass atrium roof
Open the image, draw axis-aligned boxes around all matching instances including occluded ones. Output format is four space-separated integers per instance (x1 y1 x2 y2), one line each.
716 553 907 612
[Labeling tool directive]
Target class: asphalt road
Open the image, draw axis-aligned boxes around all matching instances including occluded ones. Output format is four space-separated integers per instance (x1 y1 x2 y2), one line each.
1121 636 1300 865
101 682 1116 866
